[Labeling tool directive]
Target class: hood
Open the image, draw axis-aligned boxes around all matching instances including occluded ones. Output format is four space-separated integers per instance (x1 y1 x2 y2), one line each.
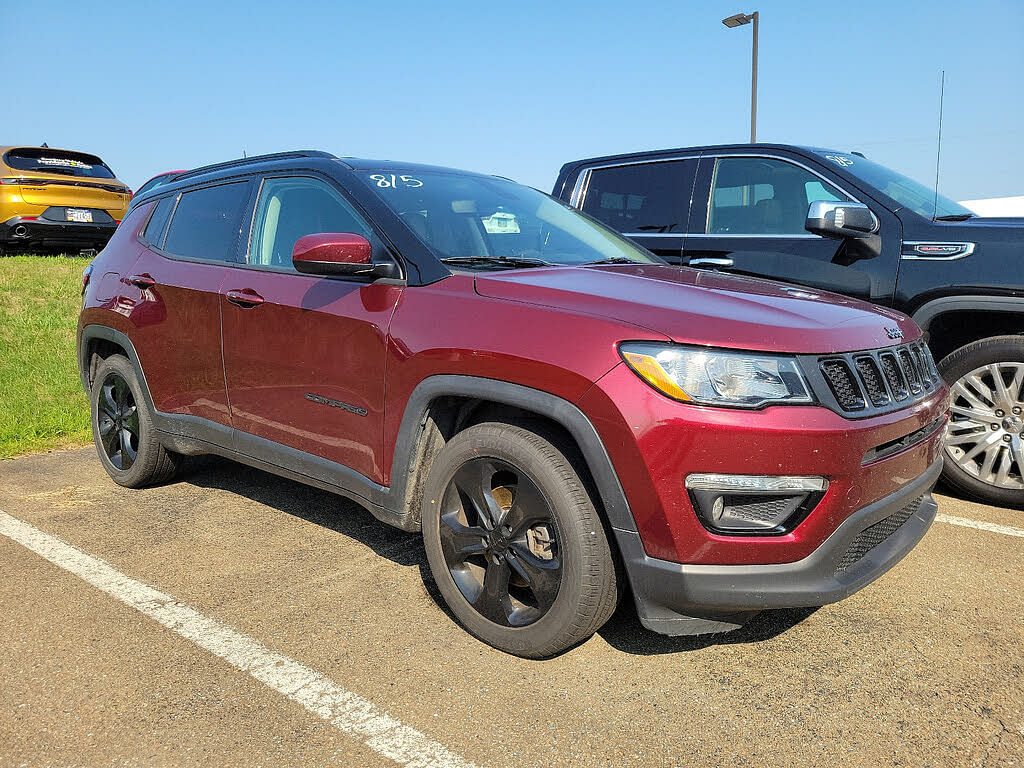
474 264 918 355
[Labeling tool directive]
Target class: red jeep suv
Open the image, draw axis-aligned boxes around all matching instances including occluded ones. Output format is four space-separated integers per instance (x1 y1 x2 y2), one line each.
78 150 949 658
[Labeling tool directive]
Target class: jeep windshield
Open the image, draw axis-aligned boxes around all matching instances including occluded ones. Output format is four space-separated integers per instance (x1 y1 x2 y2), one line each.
815 151 972 219
358 170 661 269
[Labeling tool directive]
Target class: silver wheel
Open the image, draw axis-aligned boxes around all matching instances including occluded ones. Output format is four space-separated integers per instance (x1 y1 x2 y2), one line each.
946 363 1024 489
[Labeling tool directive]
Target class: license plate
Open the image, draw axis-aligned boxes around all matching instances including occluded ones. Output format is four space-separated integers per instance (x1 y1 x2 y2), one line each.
66 208 93 223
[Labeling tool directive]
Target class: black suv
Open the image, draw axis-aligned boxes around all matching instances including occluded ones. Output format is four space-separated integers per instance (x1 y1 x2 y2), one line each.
554 144 1024 508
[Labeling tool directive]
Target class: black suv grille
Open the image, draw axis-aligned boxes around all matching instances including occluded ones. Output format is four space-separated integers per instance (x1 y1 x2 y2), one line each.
817 341 940 416
836 495 923 573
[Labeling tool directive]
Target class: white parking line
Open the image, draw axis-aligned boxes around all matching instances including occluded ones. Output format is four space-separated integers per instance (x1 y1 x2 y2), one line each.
0 509 478 768
936 513 1024 538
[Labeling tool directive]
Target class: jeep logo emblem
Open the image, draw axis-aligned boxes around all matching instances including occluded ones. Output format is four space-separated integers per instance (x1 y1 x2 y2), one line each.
885 327 904 340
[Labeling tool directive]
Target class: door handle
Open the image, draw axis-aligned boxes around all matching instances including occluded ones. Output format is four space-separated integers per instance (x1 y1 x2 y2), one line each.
225 288 265 308
128 273 156 289
687 257 734 269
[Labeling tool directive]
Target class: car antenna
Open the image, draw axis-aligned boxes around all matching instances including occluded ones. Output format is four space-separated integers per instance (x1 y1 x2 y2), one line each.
41 142 48 148
931 70 945 222
243 149 247 158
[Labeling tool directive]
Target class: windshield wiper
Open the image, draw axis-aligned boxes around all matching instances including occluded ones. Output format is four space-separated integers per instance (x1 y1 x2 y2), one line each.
934 213 975 221
440 255 552 269
585 256 639 265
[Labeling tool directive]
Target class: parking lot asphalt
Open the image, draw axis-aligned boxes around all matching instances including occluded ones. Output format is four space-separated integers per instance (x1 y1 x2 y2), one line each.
1 446 1021 767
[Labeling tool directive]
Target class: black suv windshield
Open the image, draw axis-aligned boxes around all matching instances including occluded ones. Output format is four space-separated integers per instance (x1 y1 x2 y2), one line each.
5 148 116 179
358 171 660 269
815 152 972 219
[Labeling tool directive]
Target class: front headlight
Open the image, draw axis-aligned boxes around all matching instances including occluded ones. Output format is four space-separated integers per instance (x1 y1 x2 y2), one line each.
619 343 813 408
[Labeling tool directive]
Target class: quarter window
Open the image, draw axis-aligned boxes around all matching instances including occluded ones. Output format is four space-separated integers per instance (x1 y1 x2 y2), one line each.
581 160 694 234
249 177 373 270
142 197 175 248
163 182 250 262
708 157 849 235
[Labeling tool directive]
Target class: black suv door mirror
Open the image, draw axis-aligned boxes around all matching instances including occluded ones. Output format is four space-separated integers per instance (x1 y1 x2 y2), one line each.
805 201 879 239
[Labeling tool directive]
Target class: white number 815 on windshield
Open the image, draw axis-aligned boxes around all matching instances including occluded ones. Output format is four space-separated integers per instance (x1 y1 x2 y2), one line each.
369 174 423 189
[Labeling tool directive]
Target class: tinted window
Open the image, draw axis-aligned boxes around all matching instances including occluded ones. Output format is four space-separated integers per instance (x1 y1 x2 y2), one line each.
164 182 250 262
708 157 849 235
581 160 693 233
249 177 373 269
4 148 116 179
143 197 175 248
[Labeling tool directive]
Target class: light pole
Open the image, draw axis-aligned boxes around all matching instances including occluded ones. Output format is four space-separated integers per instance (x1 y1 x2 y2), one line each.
722 11 759 143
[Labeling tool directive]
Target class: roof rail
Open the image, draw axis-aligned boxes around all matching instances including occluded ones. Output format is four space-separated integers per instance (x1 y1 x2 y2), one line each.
173 150 336 182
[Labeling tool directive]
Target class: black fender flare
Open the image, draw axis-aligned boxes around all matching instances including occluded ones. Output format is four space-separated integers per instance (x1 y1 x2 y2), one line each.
912 296 1024 334
78 325 155 408
385 375 637 535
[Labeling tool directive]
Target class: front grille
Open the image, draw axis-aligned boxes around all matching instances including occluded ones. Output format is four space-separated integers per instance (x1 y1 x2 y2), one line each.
854 356 889 406
820 359 866 410
817 341 939 415
835 495 923 573
879 353 909 400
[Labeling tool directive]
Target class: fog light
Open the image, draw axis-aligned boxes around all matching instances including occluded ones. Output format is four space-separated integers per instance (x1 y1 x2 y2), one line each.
685 474 828 535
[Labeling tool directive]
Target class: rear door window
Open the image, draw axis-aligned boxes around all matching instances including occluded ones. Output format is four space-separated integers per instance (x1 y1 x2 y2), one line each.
142 197 175 249
163 181 250 262
4 148 116 179
580 160 694 234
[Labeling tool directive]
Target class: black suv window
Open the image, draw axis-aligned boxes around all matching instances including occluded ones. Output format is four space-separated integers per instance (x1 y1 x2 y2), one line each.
163 182 250 262
707 157 848 235
143 197 175 248
249 176 373 270
581 160 694 234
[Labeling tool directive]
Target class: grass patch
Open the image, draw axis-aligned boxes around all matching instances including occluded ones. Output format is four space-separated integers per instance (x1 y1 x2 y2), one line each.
0 255 92 458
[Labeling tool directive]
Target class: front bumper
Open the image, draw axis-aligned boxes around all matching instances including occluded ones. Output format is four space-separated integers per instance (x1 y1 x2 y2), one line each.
617 457 941 636
0 216 116 250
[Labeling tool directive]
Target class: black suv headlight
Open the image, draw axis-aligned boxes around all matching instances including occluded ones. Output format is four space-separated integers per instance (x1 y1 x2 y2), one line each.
619 343 813 408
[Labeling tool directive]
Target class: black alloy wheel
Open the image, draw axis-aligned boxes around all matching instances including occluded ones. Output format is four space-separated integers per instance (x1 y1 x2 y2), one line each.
438 457 562 627
97 371 140 470
421 422 618 658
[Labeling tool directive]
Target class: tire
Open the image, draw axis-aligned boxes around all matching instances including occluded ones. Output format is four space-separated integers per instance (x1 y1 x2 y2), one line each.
939 335 1024 508
421 422 618 658
90 354 180 488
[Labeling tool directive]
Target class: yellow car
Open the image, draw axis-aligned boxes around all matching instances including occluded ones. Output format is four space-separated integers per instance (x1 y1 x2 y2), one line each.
1 145 131 254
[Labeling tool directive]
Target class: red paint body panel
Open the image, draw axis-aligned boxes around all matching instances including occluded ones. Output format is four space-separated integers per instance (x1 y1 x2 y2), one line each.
220 266 400 482
475 265 919 354
127 249 232 424
578 363 948 564
380 275 664 485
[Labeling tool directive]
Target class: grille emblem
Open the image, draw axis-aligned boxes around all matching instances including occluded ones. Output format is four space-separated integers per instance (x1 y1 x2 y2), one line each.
885 327 904 340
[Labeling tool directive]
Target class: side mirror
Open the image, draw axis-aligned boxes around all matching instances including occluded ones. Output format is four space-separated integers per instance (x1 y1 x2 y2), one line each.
805 201 879 239
292 232 399 279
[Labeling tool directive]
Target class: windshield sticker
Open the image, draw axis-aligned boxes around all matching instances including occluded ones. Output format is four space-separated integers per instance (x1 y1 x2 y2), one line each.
825 155 854 168
38 157 93 169
369 173 423 189
482 212 520 234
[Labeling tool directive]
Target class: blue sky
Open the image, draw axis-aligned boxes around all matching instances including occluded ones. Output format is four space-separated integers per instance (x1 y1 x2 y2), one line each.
8 0 1022 199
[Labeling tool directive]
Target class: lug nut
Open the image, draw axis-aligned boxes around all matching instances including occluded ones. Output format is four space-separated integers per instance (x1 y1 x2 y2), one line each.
1004 435 1013 443
992 424 1000 430
1015 407 1022 415
996 409 1005 418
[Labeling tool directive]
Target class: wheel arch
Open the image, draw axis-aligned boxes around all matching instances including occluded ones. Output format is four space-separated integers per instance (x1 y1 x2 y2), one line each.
384 376 637 537
912 297 1024 364
79 325 154 406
